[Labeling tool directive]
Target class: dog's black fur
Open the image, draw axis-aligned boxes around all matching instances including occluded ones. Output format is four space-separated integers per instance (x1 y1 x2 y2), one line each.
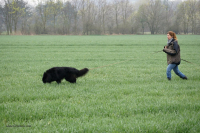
42 67 89 84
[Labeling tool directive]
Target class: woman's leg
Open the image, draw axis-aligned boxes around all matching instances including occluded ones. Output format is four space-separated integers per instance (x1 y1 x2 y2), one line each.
166 64 176 80
173 65 187 79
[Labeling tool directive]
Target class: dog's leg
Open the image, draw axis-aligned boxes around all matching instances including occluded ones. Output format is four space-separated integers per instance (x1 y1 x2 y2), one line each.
65 75 76 83
66 78 76 83
69 78 76 83
56 80 61 84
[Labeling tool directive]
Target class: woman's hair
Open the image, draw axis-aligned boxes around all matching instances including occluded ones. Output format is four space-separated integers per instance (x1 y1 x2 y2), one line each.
168 31 178 40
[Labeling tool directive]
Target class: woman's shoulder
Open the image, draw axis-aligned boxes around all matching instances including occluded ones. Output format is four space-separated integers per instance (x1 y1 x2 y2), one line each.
172 39 178 44
172 38 178 42
172 39 180 50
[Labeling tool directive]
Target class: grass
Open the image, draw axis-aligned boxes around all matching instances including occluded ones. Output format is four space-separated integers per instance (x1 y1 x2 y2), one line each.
0 35 200 132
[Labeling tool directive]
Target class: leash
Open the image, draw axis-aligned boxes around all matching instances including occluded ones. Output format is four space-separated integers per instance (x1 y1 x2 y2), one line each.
153 50 163 53
89 50 199 71
90 59 133 70
181 59 196 65
154 50 199 66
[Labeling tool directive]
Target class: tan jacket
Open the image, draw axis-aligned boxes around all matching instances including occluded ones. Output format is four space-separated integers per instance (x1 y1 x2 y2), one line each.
163 39 181 65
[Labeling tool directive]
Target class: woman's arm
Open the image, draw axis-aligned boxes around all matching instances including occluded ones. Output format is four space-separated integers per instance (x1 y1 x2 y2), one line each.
163 47 177 55
163 41 179 56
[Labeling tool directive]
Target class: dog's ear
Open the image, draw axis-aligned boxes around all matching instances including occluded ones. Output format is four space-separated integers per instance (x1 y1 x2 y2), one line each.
43 72 52 83
42 72 47 83
43 72 47 78
42 72 48 83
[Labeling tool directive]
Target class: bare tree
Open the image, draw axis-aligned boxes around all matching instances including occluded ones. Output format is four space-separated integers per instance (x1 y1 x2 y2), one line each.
198 0 200 34
121 0 129 25
0 3 4 34
21 2 32 35
48 0 62 34
187 0 198 34
136 5 146 34
97 0 108 34
102 0 108 34
162 0 176 33
70 0 79 34
112 0 120 33
1 0 13 35
106 3 115 34
85 0 94 35
11 0 27 34
79 0 86 34
79 0 95 35
60 1 76 34
177 1 189 34
140 0 164 34
36 0 51 34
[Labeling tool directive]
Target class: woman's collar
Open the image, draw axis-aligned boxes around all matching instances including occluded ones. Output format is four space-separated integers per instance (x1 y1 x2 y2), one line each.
168 38 174 43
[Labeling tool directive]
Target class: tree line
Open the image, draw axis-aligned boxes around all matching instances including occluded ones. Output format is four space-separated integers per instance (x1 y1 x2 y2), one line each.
0 0 200 35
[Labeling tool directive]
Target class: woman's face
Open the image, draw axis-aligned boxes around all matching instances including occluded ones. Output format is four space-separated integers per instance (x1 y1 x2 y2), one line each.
167 34 172 40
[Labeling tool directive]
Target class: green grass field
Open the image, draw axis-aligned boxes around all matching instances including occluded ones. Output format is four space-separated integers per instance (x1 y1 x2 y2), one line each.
0 35 200 132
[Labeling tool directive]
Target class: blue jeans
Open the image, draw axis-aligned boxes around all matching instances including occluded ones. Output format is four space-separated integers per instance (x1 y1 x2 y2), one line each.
166 64 185 79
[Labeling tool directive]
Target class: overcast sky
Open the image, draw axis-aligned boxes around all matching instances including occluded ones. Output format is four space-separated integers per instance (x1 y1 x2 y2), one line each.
14 0 183 6
26 0 138 5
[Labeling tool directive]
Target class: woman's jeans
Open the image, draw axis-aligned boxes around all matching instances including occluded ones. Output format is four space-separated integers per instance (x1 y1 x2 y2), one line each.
166 64 185 79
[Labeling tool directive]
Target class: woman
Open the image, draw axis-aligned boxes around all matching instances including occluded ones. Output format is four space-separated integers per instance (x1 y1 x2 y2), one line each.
163 31 187 80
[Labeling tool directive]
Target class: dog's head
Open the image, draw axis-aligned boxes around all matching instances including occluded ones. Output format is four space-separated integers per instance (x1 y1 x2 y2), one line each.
42 72 52 83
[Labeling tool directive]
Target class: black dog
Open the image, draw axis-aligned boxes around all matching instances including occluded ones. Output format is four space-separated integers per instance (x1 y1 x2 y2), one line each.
42 67 89 84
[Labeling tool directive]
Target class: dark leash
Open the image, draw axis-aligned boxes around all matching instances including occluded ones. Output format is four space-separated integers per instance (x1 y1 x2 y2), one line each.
154 50 199 66
90 59 133 70
153 50 163 53
181 59 195 65
89 50 199 71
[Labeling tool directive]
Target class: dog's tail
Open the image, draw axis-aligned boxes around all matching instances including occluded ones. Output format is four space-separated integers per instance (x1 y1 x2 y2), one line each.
77 68 89 77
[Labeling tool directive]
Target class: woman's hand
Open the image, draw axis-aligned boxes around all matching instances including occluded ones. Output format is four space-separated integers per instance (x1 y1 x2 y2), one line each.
165 46 167 49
